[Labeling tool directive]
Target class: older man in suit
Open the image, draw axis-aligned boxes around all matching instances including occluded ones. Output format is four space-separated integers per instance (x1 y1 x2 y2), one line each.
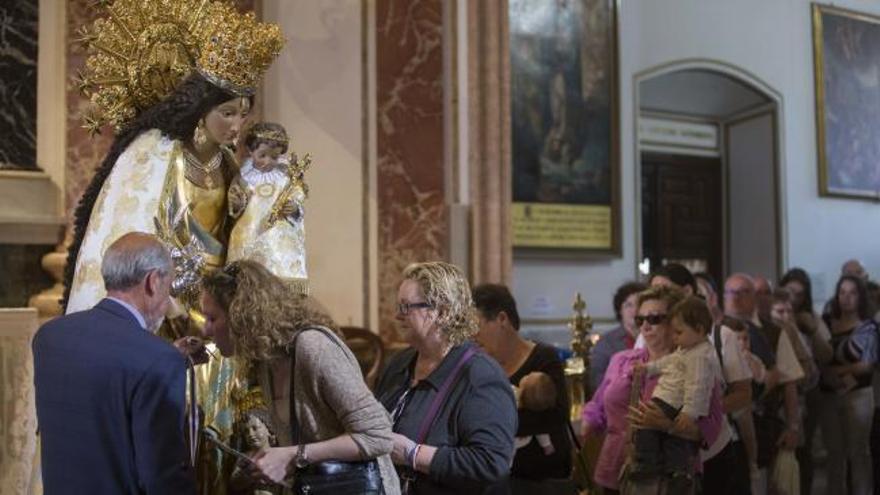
33 232 195 494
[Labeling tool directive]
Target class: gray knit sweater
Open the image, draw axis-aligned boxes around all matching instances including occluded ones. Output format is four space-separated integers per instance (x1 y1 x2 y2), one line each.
260 327 400 494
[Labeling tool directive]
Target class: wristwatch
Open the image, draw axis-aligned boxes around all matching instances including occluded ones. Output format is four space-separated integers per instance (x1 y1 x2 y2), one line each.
294 444 310 469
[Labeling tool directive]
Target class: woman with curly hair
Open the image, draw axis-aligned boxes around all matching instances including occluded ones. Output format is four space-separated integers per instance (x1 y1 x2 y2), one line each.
201 260 399 494
373 262 517 494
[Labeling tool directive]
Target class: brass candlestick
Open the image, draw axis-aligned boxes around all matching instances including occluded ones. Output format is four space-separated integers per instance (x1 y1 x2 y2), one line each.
564 293 599 494
564 292 594 421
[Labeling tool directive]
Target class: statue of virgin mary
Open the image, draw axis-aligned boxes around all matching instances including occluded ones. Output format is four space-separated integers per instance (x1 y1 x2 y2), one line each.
62 2 289 493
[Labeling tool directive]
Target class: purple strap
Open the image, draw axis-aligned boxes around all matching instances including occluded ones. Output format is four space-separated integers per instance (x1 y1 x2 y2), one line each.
414 346 478 443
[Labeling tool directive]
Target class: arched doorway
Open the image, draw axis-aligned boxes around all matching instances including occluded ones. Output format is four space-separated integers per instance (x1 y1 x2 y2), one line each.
634 60 786 283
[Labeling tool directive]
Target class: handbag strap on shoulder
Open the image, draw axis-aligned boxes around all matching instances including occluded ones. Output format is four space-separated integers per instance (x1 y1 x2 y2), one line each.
288 326 343 446
414 345 478 443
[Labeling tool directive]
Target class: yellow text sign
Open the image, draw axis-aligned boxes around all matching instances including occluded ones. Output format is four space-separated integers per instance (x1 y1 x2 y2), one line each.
512 202 611 249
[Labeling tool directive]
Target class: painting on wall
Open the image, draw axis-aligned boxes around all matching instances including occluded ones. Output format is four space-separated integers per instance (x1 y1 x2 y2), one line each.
509 0 619 254
813 4 880 200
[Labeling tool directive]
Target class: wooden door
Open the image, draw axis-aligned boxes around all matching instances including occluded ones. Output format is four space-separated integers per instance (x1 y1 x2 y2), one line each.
642 153 723 284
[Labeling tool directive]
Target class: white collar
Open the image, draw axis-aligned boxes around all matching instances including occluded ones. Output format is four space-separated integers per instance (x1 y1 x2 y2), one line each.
239 159 288 186
106 297 147 330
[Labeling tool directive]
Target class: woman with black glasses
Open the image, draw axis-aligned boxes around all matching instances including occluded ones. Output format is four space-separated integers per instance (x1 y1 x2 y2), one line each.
374 262 517 494
581 286 724 494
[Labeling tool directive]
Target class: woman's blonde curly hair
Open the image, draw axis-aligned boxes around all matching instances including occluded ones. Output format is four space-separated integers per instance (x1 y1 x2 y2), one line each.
202 260 338 361
402 261 478 346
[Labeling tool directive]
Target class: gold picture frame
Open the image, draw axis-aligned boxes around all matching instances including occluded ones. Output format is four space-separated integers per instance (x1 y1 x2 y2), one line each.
509 0 621 256
812 3 880 200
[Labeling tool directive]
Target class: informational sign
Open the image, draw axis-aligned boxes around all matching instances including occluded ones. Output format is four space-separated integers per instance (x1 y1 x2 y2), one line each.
512 202 611 249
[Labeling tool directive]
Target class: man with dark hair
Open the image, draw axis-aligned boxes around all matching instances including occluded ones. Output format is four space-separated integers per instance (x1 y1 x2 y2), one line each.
473 283 573 491
650 263 698 295
33 232 195 494
590 281 646 391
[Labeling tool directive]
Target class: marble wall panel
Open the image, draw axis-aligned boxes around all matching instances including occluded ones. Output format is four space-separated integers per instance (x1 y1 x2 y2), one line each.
0 0 38 170
376 0 448 342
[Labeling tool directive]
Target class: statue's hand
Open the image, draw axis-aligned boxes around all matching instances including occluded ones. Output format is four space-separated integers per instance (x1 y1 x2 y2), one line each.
281 200 301 220
228 182 249 218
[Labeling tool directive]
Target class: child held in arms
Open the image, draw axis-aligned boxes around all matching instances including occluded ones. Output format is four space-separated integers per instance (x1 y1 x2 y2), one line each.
227 122 309 286
514 371 558 456
631 296 722 481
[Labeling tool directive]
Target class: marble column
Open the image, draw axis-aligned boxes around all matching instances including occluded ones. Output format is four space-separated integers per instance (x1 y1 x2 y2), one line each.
468 0 513 287
376 0 449 342
0 0 38 170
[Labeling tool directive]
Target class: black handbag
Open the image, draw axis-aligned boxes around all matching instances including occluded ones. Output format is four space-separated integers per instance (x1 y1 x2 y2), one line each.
288 327 385 495
294 459 383 494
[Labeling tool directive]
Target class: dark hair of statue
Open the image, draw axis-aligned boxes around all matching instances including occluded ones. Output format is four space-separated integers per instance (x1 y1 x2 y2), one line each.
62 72 250 308
244 122 289 154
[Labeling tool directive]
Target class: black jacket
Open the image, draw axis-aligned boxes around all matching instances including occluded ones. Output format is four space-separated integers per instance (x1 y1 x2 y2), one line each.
375 342 517 494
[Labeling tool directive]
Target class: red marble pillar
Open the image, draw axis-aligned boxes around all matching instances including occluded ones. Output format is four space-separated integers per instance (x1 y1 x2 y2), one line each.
376 0 449 342
64 1 112 228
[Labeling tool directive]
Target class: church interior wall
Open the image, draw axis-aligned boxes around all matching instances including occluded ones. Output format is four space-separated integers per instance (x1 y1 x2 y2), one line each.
7 0 880 336
263 0 369 329
515 0 880 338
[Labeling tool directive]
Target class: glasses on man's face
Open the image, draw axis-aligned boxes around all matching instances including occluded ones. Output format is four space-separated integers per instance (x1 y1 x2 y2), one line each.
634 314 668 327
397 301 432 316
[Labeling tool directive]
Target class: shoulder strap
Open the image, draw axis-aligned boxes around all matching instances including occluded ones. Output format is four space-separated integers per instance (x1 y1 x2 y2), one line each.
414 346 478 443
713 323 725 374
287 326 346 446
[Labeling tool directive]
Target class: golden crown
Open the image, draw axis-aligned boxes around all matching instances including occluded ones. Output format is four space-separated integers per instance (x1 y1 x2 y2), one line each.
77 0 284 133
252 128 289 146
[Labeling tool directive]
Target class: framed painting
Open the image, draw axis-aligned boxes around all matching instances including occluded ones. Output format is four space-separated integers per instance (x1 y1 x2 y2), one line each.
813 4 880 200
509 0 619 255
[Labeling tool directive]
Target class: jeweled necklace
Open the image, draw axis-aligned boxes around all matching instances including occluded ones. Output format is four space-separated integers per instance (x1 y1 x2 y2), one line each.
183 147 223 172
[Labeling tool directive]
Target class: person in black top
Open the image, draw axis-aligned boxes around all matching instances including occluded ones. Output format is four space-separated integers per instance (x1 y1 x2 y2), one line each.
472 283 574 494
375 262 517 495
819 275 878 495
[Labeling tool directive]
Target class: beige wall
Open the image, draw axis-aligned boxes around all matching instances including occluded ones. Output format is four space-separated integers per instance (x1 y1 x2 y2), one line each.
262 1 370 327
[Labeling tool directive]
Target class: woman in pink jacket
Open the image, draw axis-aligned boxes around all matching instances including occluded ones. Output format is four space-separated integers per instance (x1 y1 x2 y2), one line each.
582 286 724 494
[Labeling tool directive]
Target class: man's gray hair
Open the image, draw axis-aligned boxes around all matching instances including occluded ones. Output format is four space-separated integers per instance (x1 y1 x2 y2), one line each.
101 233 172 292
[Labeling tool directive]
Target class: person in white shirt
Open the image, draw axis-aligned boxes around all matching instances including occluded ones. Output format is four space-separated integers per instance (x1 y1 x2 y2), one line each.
726 273 804 495
694 272 754 495
630 296 722 481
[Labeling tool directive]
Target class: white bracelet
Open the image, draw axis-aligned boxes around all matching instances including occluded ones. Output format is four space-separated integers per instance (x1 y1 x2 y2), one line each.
411 444 422 471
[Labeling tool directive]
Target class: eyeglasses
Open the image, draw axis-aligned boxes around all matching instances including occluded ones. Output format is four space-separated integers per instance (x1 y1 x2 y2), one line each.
634 314 668 327
397 301 432 315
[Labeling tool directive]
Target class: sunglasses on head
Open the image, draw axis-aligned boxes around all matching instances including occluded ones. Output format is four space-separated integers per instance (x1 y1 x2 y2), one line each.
635 314 668 326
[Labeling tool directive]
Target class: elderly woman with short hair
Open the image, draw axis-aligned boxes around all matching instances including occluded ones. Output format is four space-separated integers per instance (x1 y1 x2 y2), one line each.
374 262 517 494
